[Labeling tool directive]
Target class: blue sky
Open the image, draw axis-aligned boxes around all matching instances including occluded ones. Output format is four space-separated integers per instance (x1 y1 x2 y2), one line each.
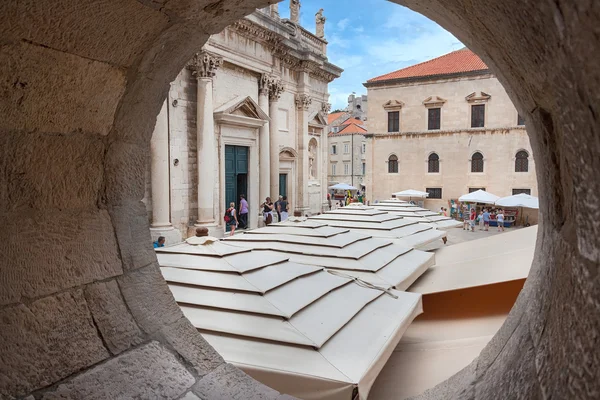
277 0 463 110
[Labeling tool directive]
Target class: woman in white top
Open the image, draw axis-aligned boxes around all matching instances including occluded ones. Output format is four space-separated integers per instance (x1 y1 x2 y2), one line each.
496 209 505 232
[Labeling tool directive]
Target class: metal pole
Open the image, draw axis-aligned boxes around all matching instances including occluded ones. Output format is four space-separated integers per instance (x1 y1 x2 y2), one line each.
351 133 354 187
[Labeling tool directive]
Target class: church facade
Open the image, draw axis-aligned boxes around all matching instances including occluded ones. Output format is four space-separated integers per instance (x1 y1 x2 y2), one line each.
145 4 342 241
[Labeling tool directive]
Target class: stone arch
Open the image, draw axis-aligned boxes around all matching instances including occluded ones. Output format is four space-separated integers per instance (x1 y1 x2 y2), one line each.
1 1 599 400
279 146 298 159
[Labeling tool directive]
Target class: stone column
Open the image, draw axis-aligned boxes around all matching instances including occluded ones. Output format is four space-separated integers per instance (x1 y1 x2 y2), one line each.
269 78 284 202
321 102 332 211
149 100 181 244
295 92 312 215
258 74 271 208
190 51 222 230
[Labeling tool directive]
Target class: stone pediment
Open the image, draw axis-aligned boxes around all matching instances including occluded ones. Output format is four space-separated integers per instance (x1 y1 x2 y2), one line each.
214 96 270 127
422 96 447 107
308 111 328 126
382 100 405 110
465 91 491 103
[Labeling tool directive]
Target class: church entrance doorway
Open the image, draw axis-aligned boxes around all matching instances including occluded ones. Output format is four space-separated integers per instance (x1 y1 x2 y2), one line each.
225 145 249 231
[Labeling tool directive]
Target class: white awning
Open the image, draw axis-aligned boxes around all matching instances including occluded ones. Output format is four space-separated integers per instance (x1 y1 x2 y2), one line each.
329 183 359 191
458 189 500 204
156 238 425 400
495 193 539 209
392 189 429 198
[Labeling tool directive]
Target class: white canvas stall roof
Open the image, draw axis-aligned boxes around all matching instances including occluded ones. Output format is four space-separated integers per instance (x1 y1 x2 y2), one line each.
157 241 423 400
371 204 463 229
408 226 537 294
224 230 434 290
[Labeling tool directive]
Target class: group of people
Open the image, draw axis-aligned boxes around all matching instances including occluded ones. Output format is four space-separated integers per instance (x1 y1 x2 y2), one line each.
438 207 449 217
224 194 289 236
464 207 505 232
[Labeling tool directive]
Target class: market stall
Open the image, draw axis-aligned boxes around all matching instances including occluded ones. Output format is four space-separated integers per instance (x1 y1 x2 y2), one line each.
495 193 539 227
391 189 429 207
328 183 358 203
457 190 508 226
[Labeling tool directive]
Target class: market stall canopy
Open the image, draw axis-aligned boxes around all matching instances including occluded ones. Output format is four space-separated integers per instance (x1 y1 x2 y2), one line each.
495 193 539 209
391 189 429 198
458 189 500 204
371 201 463 230
329 183 358 191
408 226 536 295
156 239 424 400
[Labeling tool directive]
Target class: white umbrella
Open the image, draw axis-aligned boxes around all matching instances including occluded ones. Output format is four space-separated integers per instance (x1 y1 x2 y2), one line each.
391 189 429 198
496 193 539 209
328 183 358 191
458 189 500 204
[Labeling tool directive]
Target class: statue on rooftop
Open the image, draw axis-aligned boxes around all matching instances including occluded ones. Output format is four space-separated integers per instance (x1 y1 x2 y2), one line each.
315 9 326 38
290 0 300 24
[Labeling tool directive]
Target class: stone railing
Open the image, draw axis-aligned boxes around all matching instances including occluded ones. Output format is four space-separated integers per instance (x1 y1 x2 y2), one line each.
299 27 327 55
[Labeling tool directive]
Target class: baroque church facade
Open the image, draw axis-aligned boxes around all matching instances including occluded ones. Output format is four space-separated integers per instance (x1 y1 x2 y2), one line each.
144 3 342 241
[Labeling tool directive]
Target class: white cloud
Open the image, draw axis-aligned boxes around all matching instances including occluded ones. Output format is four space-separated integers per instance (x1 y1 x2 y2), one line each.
354 26 365 33
337 18 350 31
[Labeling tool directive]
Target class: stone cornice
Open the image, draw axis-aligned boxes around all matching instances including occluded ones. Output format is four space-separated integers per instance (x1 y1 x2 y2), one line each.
371 125 527 139
188 51 223 79
363 70 492 88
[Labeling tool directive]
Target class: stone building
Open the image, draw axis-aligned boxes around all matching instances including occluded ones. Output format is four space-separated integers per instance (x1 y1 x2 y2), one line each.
145 5 342 240
363 48 537 210
327 118 368 189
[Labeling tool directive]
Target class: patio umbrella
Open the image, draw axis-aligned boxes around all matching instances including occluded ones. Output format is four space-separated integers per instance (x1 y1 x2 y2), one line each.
495 193 539 209
391 189 429 199
458 189 500 204
328 183 358 191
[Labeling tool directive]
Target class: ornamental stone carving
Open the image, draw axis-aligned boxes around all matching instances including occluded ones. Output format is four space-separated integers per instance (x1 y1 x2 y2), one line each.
315 9 326 38
189 51 223 79
268 78 284 101
295 94 312 110
290 0 301 24
259 74 271 96
322 102 332 114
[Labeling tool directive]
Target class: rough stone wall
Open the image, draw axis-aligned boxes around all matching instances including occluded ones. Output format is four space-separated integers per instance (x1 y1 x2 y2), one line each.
1 0 599 399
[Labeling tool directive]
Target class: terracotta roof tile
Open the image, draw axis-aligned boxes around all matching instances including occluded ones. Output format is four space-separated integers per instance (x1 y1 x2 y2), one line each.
367 48 488 83
337 123 367 134
328 112 348 125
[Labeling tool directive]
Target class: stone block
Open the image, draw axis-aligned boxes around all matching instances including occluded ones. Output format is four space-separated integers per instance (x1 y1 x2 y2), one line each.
108 201 156 271
157 316 224 376
41 341 195 400
0 0 169 67
192 363 280 400
0 41 125 135
104 142 150 205
117 263 183 334
474 322 542 400
84 280 144 355
180 392 201 400
0 131 104 211
0 209 122 305
0 291 109 398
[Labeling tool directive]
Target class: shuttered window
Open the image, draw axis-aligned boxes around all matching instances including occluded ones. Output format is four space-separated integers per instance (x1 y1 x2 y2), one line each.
428 108 441 130
428 153 440 173
388 111 400 132
515 151 529 172
426 188 442 199
471 104 485 128
471 152 484 172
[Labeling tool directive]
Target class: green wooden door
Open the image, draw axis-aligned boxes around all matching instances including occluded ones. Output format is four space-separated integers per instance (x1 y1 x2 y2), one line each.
279 173 287 198
225 145 249 231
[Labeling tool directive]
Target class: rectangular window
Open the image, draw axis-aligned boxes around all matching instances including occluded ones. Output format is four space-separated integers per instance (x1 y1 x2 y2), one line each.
471 104 485 128
469 187 486 193
331 145 337 155
512 188 531 195
331 163 336 175
361 143 366 154
344 163 350 175
426 188 442 199
387 111 400 132
517 114 525 126
343 143 350 154
362 162 366 175
428 108 441 130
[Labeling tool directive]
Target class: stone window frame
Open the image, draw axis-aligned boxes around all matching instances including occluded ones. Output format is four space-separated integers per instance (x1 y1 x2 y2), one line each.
427 152 441 174
466 92 491 129
423 96 447 131
383 100 404 133
470 150 485 173
515 149 530 172
426 187 443 199
387 153 399 174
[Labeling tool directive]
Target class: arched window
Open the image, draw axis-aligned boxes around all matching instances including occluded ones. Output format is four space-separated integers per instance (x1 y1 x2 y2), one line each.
428 153 440 173
471 152 484 172
388 155 398 173
515 150 529 172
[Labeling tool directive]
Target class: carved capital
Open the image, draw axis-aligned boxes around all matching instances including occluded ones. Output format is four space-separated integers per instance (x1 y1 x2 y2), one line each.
189 51 223 79
295 94 312 111
269 78 284 102
322 102 332 114
259 74 271 96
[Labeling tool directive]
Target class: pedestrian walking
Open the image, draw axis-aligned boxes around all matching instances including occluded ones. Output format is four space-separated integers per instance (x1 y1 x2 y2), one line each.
274 195 283 222
497 209 505 232
327 193 332 210
469 208 476 232
224 202 238 236
278 196 289 222
262 197 274 225
238 194 248 229
483 208 491 231
477 210 484 230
